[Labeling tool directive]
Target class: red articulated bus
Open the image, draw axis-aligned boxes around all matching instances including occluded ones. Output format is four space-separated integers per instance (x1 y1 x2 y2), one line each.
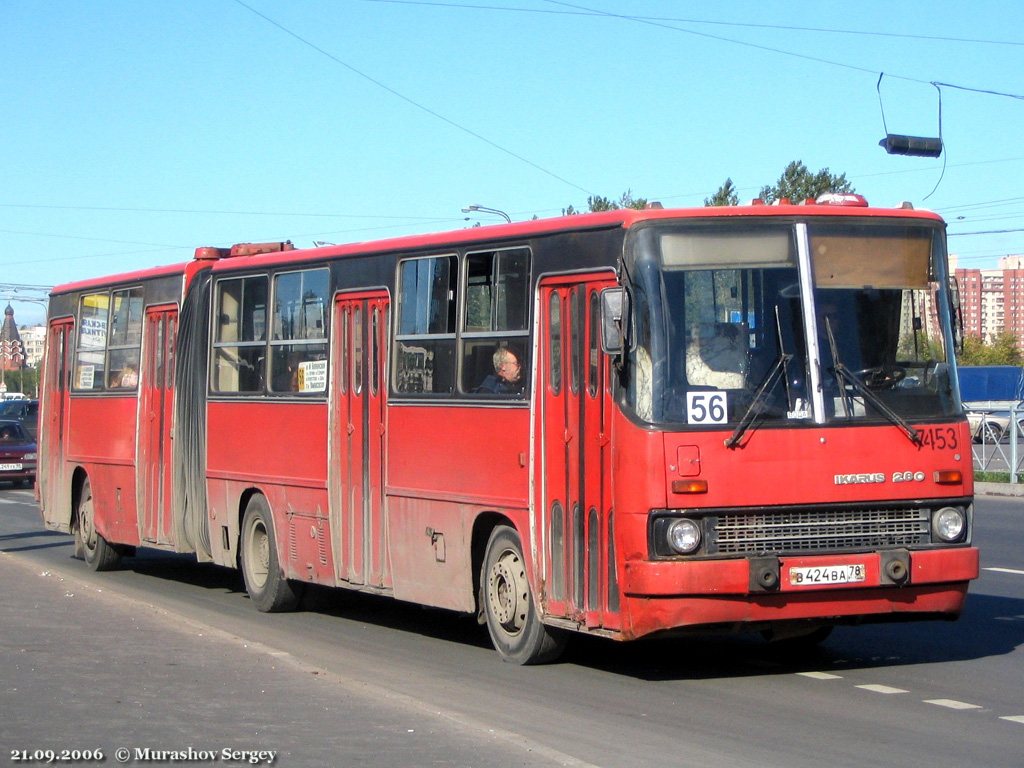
38 197 979 663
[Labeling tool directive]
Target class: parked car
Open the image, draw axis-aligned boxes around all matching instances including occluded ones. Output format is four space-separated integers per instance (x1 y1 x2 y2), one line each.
0 398 38 439
967 411 1011 443
0 419 36 487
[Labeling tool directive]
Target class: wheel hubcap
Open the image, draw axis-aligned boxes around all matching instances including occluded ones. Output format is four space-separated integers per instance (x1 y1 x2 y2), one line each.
247 521 270 588
487 548 529 636
79 493 96 552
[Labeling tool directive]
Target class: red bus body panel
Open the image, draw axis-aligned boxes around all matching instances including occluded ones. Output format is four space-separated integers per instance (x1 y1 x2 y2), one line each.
387 404 530 611
609 413 977 638
38 204 977 651
64 395 141 546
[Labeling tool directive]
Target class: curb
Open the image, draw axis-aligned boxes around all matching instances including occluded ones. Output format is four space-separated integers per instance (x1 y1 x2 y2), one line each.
975 481 1024 497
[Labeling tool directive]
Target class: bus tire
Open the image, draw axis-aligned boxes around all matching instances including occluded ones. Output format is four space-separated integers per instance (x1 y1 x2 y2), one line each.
240 495 302 612
481 525 565 665
73 477 121 572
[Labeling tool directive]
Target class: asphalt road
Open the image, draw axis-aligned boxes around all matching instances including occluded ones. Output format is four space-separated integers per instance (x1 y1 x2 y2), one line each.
1 487 1021 768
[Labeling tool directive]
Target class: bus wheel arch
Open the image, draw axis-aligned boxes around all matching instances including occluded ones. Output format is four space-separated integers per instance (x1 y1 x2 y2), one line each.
71 470 121 571
238 492 303 612
478 522 566 665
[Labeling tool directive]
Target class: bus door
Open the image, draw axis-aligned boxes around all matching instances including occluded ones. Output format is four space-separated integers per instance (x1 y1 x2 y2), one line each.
139 305 177 545
39 319 74 528
538 275 617 628
330 292 390 589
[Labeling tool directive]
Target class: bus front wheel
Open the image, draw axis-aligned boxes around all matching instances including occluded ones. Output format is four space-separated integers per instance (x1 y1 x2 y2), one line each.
74 478 121 572
481 525 565 665
240 495 302 612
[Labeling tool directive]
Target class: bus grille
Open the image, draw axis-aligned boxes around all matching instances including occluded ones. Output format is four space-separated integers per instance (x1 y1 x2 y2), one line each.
707 508 931 555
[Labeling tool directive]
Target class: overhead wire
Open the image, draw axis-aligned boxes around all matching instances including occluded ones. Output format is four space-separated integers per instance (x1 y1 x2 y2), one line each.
0 227 186 250
949 228 1024 236
2 248 182 268
231 0 594 196
543 0 1024 99
6 2 1021 269
236 0 1024 209
0 202 460 221
8 4 1020 219
364 1 1024 48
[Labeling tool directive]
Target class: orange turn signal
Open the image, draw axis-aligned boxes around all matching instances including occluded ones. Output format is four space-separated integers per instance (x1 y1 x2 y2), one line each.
933 470 963 485
671 479 709 494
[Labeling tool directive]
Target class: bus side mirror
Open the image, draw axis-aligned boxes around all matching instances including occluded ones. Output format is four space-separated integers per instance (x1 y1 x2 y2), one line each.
600 288 628 355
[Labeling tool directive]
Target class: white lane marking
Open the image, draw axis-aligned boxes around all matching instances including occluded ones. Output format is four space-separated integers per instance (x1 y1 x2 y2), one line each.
857 684 909 695
797 666 1013 721
984 567 1024 576
924 699 983 710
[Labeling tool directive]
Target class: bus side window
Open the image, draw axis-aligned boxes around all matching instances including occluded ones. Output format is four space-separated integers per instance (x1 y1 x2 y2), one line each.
269 268 329 395
394 255 457 396
106 287 144 390
212 276 268 394
460 247 530 397
74 291 110 391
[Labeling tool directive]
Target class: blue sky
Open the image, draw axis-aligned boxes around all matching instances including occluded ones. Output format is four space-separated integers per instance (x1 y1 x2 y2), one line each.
3 0 1023 325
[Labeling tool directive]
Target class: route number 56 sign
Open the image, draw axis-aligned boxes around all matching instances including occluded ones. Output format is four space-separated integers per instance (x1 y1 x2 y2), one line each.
687 391 727 425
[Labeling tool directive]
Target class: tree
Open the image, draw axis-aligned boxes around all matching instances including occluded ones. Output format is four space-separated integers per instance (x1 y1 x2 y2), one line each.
959 332 1022 366
563 189 648 216
565 161 854 215
898 331 945 362
758 160 853 204
704 177 739 207
0 364 38 398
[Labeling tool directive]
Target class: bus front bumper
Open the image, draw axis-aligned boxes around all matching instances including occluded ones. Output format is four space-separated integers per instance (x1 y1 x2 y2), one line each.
618 547 979 639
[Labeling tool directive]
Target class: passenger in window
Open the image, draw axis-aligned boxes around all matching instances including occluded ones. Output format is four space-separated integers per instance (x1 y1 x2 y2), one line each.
476 348 524 396
112 364 139 388
273 352 302 392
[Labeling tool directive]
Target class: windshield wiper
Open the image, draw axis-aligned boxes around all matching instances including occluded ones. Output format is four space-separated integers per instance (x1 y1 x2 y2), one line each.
824 318 922 446
725 353 792 449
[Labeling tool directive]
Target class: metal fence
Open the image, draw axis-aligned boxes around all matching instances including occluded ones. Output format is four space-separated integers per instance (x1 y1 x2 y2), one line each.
970 402 1024 482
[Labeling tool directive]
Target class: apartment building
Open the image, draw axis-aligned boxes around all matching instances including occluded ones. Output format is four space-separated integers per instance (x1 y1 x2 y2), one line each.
954 255 1024 344
19 325 46 368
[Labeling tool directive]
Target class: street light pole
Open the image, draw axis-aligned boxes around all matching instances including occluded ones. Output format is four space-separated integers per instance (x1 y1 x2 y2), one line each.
461 204 512 224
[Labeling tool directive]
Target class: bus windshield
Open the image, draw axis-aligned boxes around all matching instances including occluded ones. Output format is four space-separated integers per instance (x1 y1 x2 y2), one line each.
625 218 959 429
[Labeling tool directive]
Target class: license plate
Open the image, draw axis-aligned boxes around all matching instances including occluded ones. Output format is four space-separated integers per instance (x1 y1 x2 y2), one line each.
789 563 866 587
0 463 23 471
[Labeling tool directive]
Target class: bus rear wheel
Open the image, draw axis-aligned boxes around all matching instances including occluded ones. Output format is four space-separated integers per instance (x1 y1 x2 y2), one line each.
73 478 121 572
481 525 565 665
240 495 303 612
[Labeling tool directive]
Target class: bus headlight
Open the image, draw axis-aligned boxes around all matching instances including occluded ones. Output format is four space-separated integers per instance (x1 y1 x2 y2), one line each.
932 507 966 542
666 518 702 555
